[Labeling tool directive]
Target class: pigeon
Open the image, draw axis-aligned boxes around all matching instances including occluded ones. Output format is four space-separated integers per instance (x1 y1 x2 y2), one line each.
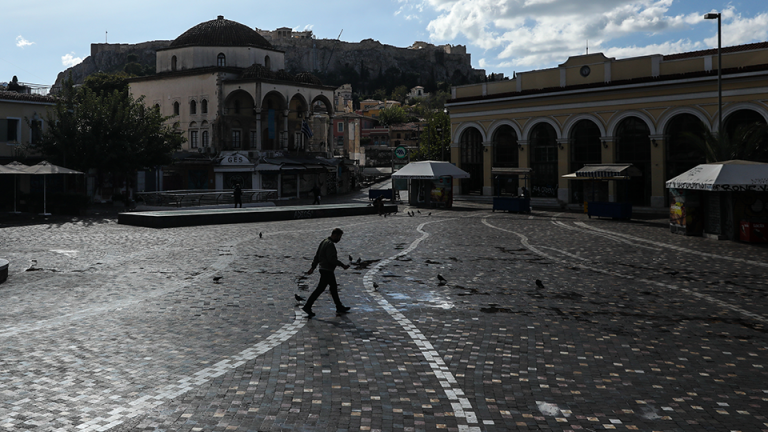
294 294 305 302
259 232 263 239
428 212 431 216
417 210 421 214
356 258 362 264
213 276 222 283
373 282 379 290
536 279 545 289
437 274 446 284
349 255 353 262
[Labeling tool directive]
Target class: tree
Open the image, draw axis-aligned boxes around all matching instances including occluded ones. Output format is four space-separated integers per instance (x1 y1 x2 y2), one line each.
390 85 409 103
378 105 408 126
687 121 768 163
31 75 185 195
413 110 450 161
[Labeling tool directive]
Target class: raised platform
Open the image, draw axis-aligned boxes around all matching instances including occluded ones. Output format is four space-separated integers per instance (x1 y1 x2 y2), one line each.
0 259 8 284
117 203 398 228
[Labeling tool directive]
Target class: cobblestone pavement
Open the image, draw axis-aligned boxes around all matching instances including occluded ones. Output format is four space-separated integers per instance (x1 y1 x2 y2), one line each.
1 200 767 432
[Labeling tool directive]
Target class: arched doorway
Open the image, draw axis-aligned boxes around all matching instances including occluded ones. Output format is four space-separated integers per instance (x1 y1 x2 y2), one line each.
615 117 651 206
724 109 768 162
492 125 519 196
459 128 484 194
665 114 706 202
569 120 601 203
529 123 558 198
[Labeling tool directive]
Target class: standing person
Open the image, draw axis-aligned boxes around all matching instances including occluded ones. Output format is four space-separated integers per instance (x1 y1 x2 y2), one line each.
233 183 242 208
312 183 322 205
303 228 350 317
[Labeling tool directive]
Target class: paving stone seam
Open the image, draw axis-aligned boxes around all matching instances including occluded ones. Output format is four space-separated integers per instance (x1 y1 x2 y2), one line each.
570 220 768 268
552 220 663 251
362 219 484 432
68 310 307 432
482 216 768 325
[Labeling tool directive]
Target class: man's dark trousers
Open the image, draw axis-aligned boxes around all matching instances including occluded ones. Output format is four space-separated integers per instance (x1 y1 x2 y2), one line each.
305 269 343 309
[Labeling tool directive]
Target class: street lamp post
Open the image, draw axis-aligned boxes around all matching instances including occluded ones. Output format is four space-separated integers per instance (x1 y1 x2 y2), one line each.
704 12 722 133
442 108 449 162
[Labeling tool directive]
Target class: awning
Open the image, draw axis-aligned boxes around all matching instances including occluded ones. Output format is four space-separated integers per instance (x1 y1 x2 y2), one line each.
254 163 281 172
392 161 470 180
563 164 642 180
666 160 768 191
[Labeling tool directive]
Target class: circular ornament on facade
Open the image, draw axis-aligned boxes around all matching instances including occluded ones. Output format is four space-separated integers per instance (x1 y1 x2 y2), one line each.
580 65 591 77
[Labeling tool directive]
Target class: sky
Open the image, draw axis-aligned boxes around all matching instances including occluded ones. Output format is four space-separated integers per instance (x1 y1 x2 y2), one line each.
2 0 768 89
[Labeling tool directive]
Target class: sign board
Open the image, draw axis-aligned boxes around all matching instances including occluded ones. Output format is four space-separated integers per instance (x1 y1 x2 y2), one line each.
394 146 408 159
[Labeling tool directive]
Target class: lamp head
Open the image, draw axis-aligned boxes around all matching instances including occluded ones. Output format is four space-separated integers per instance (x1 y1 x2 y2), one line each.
704 12 720 19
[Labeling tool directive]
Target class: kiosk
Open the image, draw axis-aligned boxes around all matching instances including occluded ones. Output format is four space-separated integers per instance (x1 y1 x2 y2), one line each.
492 167 532 213
391 161 470 209
563 164 642 220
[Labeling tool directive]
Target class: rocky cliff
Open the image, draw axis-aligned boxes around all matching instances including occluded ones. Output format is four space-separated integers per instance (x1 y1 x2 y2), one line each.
53 34 485 93
53 41 171 92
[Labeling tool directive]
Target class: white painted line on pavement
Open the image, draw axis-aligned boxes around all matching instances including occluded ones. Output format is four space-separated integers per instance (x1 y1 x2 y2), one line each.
362 220 484 432
482 217 768 324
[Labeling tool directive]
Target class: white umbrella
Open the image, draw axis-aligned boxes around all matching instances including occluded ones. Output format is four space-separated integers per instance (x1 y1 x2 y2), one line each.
22 161 84 216
665 160 768 192
2 162 28 213
392 161 470 180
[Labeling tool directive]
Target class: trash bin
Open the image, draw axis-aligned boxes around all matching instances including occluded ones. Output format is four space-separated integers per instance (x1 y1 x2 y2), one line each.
740 220 768 243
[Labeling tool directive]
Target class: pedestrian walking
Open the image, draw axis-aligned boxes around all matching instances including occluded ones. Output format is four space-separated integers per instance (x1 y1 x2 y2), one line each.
303 228 350 317
233 183 242 208
312 183 322 205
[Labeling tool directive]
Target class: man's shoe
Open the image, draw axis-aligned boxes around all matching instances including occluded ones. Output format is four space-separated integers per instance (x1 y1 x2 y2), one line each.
336 306 351 314
302 306 315 318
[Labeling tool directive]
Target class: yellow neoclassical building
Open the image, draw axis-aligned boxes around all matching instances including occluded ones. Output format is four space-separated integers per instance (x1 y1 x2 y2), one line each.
446 42 768 208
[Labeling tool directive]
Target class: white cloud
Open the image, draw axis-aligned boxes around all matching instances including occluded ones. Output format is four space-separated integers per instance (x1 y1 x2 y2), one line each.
419 0 768 71
61 53 83 68
16 35 34 48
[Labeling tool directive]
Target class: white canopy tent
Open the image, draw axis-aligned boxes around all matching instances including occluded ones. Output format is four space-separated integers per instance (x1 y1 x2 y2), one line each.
391 161 470 180
666 160 768 192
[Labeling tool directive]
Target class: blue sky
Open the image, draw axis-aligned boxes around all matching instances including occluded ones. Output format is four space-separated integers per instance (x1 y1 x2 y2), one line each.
2 0 767 89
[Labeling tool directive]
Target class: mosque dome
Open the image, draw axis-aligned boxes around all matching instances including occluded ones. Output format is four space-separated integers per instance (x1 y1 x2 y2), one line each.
170 16 273 49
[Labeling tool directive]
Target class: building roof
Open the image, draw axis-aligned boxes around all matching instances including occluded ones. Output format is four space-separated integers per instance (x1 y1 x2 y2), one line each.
0 91 56 103
663 41 768 61
169 16 273 50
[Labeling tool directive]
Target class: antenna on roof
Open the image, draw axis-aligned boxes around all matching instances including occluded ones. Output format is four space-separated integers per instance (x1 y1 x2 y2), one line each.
586 40 588 55
106 31 108 43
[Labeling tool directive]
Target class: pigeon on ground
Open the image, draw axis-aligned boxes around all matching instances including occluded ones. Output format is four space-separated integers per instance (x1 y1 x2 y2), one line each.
213 276 222 283
373 282 379 290
428 212 431 216
259 232 263 239
356 258 362 264
294 294 305 302
437 274 446 284
349 255 353 262
417 210 421 214
536 279 545 289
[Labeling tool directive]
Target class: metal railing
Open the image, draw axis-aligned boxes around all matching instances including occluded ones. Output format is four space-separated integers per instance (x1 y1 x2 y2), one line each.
136 189 278 208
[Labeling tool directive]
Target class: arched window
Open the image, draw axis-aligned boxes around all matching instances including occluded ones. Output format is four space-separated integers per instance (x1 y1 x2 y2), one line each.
569 120 602 203
202 130 209 147
459 128 484 194
616 117 651 205
217 53 226 67
173 101 180 116
492 125 519 196
201 99 208 114
154 103 160 111
265 55 271 70
190 100 197 115
171 56 177 71
529 123 558 197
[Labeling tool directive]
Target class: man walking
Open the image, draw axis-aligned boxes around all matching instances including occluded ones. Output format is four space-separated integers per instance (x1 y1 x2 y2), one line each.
312 183 322 205
303 228 350 317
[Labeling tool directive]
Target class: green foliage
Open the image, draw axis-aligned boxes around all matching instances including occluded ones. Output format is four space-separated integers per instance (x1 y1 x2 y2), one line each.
687 121 768 163
83 72 130 96
378 105 408 126
390 85 409 103
413 110 451 161
31 75 185 182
